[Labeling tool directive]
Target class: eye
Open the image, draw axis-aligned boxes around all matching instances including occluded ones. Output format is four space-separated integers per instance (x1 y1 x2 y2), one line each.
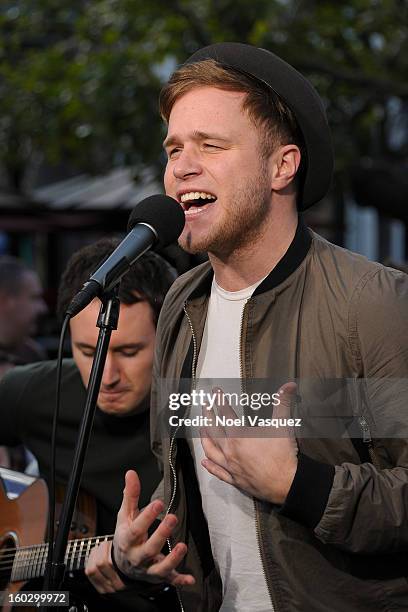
203 143 222 151
81 350 95 358
168 146 182 159
120 348 140 357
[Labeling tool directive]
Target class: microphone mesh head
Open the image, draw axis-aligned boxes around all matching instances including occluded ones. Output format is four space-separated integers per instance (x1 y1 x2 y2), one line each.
127 195 185 247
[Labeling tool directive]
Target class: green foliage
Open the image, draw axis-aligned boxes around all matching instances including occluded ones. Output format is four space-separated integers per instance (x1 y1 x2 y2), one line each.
0 0 406 193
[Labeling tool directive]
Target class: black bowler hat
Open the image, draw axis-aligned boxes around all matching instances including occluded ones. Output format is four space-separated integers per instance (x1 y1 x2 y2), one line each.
184 42 334 210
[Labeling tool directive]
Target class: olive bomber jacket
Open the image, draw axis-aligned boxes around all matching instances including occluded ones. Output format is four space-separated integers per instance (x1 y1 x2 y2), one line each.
150 220 408 612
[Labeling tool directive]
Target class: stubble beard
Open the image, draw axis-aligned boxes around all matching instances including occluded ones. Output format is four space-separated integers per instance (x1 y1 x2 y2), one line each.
179 166 271 257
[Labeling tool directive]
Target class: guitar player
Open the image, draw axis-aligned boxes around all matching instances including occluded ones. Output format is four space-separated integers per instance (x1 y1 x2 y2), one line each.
0 238 177 611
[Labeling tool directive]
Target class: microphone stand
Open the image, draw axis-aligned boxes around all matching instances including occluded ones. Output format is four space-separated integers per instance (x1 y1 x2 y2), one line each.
44 289 120 606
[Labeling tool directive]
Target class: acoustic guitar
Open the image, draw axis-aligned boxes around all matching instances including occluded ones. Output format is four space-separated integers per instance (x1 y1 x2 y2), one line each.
0 468 111 612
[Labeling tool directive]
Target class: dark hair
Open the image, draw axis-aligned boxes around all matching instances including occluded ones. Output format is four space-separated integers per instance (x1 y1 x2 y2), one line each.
0 256 31 295
57 238 177 324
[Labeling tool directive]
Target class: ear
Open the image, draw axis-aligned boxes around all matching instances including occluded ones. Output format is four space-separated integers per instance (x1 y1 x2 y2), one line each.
270 144 301 192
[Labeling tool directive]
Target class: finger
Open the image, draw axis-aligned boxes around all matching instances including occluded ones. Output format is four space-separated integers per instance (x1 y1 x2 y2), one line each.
274 382 297 417
201 457 234 485
86 567 114 594
172 572 196 587
200 404 237 447
276 382 297 408
118 470 141 522
210 389 245 438
136 513 180 564
100 541 126 591
212 387 239 420
274 382 298 438
127 498 166 543
200 430 228 466
201 406 226 441
91 567 121 594
97 564 126 592
85 542 123 594
146 542 195 586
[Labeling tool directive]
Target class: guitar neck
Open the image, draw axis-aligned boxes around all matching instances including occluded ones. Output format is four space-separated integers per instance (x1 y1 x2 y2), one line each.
11 534 114 583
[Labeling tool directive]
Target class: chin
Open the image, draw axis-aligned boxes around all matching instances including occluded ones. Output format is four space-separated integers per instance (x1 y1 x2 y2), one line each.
179 232 214 255
99 402 142 417
99 402 127 415
99 404 122 416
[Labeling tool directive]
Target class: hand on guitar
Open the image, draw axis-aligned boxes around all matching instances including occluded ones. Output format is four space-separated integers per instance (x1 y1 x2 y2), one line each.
87 470 195 593
85 539 126 594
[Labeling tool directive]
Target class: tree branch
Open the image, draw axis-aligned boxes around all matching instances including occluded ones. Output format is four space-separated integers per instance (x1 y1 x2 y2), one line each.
293 58 408 98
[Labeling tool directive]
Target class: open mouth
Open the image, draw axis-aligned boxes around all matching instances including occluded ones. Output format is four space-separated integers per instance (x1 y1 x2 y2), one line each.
179 191 217 213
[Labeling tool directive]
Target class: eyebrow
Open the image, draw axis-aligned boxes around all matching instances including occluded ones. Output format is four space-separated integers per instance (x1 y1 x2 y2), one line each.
74 342 145 352
163 130 230 149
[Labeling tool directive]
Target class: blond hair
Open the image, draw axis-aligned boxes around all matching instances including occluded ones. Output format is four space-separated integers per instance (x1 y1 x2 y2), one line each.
159 59 305 162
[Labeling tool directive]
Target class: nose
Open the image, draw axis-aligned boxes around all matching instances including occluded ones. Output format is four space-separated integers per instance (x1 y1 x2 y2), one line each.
101 354 121 388
172 147 203 180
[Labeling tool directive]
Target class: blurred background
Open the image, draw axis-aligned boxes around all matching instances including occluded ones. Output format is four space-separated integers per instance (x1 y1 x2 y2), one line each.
0 0 407 358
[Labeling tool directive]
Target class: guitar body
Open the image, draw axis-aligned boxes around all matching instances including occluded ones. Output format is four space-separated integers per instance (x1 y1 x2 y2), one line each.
0 470 97 612
0 476 48 611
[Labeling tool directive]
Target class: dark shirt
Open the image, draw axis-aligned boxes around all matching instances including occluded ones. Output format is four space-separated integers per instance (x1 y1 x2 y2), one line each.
0 359 161 534
0 359 170 611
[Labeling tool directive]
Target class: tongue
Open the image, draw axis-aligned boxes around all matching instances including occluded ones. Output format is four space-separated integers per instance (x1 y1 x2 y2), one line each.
187 198 215 209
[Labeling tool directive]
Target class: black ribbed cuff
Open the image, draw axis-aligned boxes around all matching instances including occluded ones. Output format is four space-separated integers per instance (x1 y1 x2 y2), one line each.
279 453 335 529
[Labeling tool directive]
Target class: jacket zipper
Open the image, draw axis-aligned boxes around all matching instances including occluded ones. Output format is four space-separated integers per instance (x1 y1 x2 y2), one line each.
167 306 197 518
184 304 198 389
166 431 185 612
165 304 198 612
175 301 278 609
358 416 380 468
239 300 277 611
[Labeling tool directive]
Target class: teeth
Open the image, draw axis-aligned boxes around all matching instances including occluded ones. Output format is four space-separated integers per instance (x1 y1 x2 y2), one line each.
180 191 216 203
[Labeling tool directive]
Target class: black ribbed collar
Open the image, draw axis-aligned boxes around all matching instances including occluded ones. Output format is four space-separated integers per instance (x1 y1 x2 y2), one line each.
253 216 311 295
188 216 311 300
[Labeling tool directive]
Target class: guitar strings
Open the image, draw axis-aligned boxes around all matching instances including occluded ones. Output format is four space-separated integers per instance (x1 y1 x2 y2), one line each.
0 547 106 577
0 544 113 577
0 534 114 571
0 546 107 574
0 546 112 569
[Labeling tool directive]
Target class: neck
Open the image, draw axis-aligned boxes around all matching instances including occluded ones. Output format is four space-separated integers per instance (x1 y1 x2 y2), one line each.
10 534 114 582
209 208 299 292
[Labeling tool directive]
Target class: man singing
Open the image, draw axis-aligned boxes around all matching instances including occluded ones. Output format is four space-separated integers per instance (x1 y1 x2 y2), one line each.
88 43 408 611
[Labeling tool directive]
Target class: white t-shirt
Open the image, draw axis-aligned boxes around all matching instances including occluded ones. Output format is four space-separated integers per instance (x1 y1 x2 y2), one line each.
191 277 273 612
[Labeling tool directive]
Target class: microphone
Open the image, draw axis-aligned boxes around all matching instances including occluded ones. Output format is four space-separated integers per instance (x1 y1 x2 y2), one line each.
65 194 185 318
